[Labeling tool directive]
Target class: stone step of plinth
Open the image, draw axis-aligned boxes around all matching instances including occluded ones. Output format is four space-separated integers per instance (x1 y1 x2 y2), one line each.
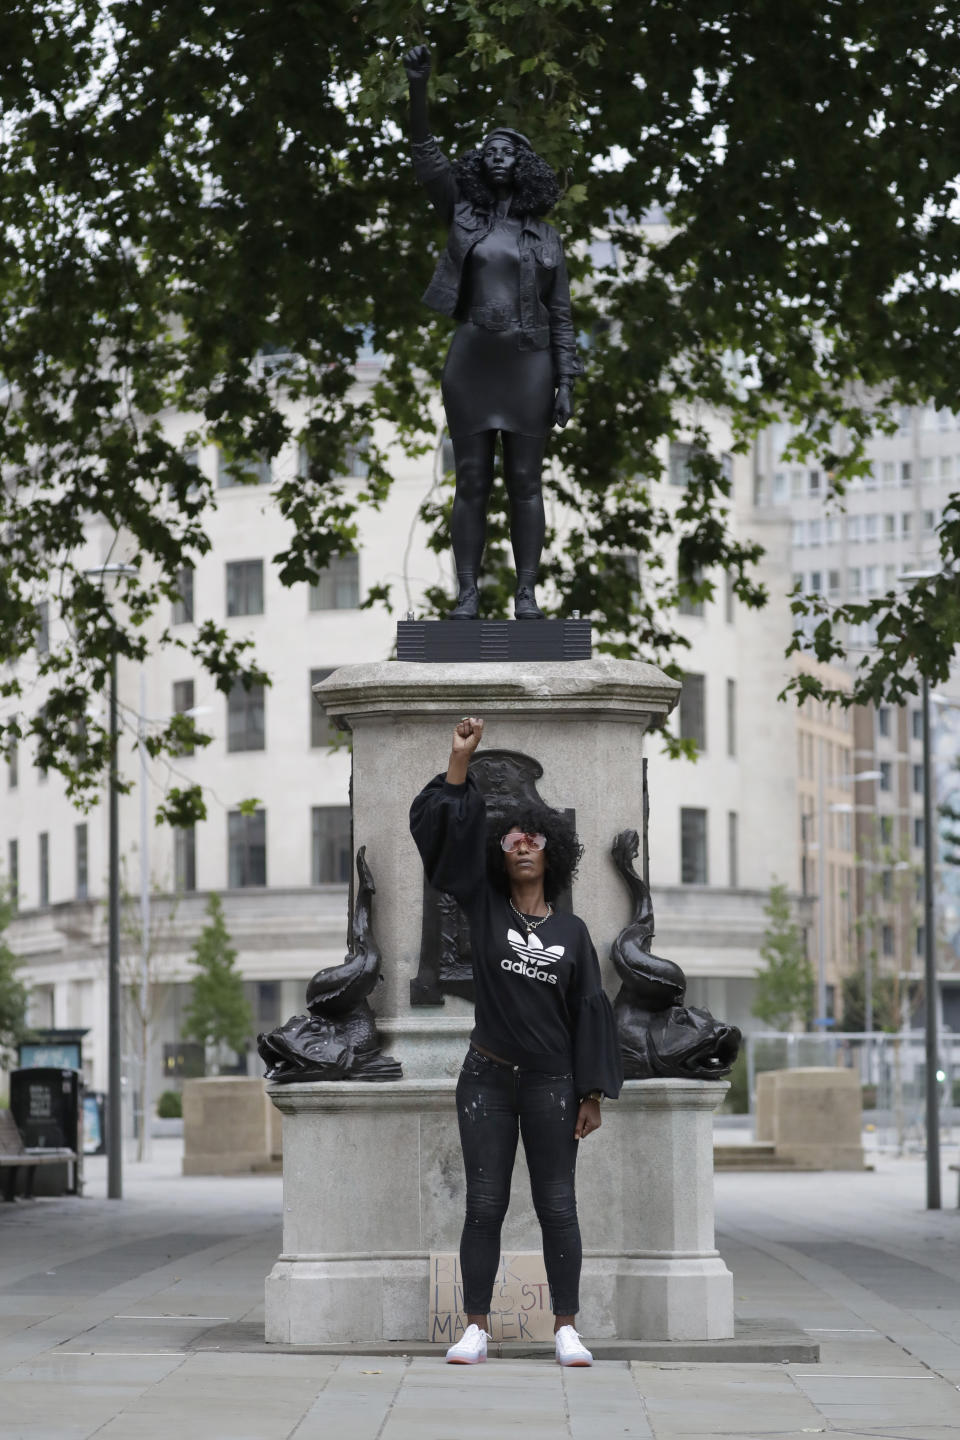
713 1143 821 1171
195 1318 818 1365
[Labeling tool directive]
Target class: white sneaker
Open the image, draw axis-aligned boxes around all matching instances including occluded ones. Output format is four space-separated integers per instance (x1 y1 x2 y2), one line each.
555 1325 593 1366
445 1323 490 1364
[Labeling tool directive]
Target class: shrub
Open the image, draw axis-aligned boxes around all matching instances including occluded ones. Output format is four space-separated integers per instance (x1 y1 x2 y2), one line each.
156 1089 182 1119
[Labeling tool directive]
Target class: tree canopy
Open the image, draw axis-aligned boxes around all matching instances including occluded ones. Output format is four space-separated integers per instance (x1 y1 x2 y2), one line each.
2 0 959 819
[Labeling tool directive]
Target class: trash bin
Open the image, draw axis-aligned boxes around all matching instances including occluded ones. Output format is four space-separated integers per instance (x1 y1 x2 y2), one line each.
9 1068 83 1196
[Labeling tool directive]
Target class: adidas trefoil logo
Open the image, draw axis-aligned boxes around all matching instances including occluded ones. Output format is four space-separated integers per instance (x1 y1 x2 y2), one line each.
501 929 564 985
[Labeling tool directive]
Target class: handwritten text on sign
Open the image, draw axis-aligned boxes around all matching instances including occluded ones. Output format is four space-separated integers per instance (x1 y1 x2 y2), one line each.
428 1252 554 1343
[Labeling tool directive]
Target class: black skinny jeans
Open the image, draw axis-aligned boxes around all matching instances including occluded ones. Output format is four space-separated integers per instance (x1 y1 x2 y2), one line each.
455 1046 581 1316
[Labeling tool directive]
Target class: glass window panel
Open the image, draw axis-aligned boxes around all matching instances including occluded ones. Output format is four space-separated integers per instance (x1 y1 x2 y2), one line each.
680 808 708 885
227 681 265 752
172 567 194 625
308 554 360 611
310 669 335 748
39 832 49 908
311 807 352 884
218 450 271 488
75 823 88 900
174 826 197 892
679 673 706 750
228 810 266 887
8 839 18 911
226 559 264 617
728 811 738 888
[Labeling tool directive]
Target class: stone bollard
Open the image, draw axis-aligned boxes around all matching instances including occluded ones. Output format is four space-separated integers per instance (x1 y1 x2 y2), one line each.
264 1076 732 1344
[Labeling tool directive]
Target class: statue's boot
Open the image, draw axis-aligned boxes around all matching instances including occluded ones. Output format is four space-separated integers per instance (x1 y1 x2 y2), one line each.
514 582 544 620
451 574 480 620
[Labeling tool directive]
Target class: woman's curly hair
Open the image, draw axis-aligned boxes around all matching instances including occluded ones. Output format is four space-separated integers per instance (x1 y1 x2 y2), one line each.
486 803 583 903
453 145 561 217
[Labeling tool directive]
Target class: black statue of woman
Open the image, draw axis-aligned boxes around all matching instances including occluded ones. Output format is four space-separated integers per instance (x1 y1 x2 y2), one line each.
403 45 583 621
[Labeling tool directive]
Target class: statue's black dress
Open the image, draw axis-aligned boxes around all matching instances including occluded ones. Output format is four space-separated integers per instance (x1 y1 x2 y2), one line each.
442 218 555 438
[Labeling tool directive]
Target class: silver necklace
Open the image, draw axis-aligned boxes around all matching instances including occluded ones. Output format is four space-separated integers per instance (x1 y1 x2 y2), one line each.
509 897 552 932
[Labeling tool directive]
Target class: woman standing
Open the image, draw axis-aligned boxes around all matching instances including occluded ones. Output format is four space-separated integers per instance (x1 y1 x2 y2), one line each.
403 45 583 621
410 718 623 1366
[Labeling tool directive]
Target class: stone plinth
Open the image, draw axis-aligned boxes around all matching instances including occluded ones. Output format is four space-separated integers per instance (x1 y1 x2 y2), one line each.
755 1067 865 1170
314 659 679 1077
182 1077 282 1176
264 1077 732 1344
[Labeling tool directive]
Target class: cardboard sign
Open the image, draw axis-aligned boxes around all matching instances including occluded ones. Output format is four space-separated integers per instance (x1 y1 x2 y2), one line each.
428 1252 554 1343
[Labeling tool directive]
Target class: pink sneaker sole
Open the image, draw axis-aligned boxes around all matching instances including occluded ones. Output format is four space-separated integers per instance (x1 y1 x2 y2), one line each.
447 1355 486 1364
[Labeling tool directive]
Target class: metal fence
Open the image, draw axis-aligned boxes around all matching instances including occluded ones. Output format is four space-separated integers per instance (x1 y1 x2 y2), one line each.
742 1029 960 1151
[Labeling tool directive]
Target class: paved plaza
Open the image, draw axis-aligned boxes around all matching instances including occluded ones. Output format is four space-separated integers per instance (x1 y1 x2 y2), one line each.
2 1138 960 1439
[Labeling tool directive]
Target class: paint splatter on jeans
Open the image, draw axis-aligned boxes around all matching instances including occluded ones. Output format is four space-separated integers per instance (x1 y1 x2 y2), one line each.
455 1046 581 1315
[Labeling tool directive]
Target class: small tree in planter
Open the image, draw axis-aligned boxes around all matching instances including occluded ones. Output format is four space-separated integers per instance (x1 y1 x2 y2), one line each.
182 896 253 1074
752 881 814 1032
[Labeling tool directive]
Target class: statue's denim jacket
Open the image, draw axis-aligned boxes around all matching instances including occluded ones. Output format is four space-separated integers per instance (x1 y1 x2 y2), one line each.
411 136 583 388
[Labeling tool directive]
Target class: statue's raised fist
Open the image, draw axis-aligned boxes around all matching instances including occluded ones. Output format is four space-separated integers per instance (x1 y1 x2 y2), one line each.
402 45 432 85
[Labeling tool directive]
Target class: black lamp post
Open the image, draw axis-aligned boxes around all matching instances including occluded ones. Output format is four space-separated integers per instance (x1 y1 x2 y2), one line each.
85 564 137 1201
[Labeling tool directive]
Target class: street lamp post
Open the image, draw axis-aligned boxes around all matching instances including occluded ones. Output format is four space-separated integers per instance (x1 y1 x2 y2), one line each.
898 566 952 1210
85 564 137 1201
921 671 941 1210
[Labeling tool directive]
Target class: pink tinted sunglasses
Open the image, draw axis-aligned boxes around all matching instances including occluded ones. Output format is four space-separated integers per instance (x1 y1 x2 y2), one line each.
500 829 547 853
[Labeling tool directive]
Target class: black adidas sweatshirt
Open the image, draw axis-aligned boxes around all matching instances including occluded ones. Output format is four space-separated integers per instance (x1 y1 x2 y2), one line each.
410 773 623 1100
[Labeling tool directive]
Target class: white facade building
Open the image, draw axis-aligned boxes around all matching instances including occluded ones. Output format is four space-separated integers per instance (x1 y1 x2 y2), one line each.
2 383 813 1112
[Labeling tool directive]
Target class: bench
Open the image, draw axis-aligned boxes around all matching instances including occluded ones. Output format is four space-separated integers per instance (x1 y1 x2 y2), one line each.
0 1109 77 1201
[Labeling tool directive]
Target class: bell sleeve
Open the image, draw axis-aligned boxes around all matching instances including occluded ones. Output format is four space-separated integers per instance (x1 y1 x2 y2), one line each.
571 936 624 1101
409 771 488 908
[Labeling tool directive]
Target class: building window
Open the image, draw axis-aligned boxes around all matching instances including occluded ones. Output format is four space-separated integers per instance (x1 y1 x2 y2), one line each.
848 567 861 595
913 763 924 794
226 559 264 617
916 925 925 957
879 761 892 792
172 680 195 756
174 826 196 892
310 669 335 748
173 567 194 625
680 808 708 885
227 681 265 752
902 512 912 537
807 519 821 546
8 839 18 911
901 460 912 484
679 673 706 751
308 554 360 611
75 823 88 901
724 571 734 624
228 810 266 887
827 569 841 597
311 807 352 884
809 469 821 494
847 515 862 543
882 923 895 957
877 706 890 737
864 514 878 543
726 679 736 757
792 520 806 548
728 811 738 888
7 739 17 790
669 442 696 487
880 815 894 845
940 455 953 481
914 817 924 848
912 709 923 740
881 869 893 901
38 832 49 908
35 601 50 655
217 450 271 488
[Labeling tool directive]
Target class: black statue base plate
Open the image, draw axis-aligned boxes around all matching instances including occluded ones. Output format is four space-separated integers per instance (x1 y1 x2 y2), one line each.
396 619 591 663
